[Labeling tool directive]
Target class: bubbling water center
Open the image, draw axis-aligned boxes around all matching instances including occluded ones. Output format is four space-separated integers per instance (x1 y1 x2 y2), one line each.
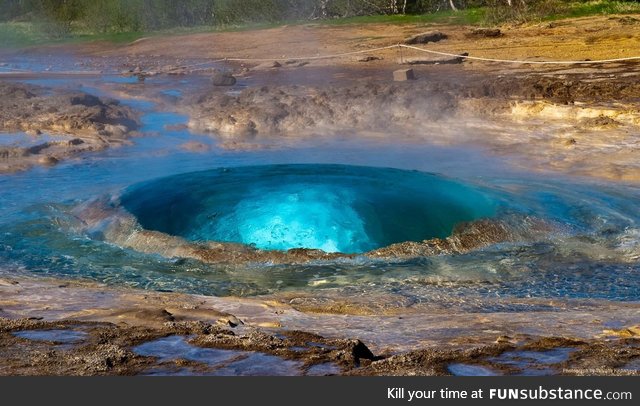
120 165 499 254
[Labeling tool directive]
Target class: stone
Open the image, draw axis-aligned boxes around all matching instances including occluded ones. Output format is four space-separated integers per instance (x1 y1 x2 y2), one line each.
254 61 282 70
393 69 415 81
212 71 237 86
217 315 244 328
38 155 59 166
347 339 375 362
69 93 102 107
357 56 382 62
68 138 84 146
495 335 513 344
404 31 448 45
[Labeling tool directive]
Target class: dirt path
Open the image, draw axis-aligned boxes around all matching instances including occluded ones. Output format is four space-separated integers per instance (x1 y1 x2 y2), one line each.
74 16 640 70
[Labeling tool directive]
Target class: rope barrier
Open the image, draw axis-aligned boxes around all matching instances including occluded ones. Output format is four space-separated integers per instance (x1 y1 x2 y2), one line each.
184 43 640 67
2 41 639 77
399 44 640 65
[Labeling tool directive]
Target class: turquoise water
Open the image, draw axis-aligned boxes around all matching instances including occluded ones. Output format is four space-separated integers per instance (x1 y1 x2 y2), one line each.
120 165 499 253
0 74 639 308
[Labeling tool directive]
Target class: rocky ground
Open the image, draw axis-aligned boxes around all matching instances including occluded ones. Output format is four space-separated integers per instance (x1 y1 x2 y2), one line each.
2 15 640 180
0 81 139 173
1 275 639 376
177 64 640 181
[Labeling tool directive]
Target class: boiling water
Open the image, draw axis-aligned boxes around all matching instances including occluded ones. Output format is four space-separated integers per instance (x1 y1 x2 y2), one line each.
120 165 499 253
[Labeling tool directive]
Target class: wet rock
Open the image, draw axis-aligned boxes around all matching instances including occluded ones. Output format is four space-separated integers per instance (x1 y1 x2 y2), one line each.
69 93 102 107
0 147 27 159
405 31 448 45
496 335 514 344
0 82 139 173
604 326 640 338
180 141 211 153
68 138 85 146
108 308 175 324
216 315 244 328
348 340 375 362
37 155 59 166
212 71 237 86
184 81 456 139
25 129 42 136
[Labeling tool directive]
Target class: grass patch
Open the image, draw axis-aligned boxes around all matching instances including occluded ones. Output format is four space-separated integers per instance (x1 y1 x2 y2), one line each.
563 0 640 18
1 1 639 49
0 22 144 48
484 1 640 25
0 22 51 47
322 9 486 26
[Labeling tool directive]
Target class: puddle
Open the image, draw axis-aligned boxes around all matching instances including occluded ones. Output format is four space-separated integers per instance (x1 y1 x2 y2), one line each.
13 329 87 344
488 347 577 376
142 367 197 376
306 363 342 376
133 335 240 365
493 347 576 366
161 89 182 98
133 335 304 376
211 352 303 376
448 363 500 376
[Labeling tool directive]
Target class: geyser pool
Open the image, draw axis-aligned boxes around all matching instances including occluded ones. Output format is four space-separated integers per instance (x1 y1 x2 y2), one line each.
119 164 499 253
